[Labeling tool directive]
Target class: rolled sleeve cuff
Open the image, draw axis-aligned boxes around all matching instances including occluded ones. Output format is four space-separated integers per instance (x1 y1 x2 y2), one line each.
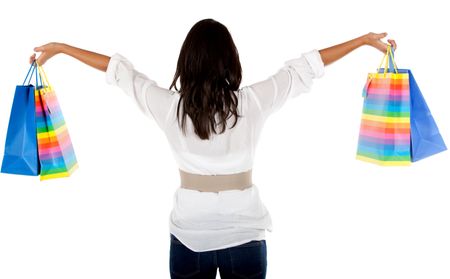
303 49 325 78
105 53 126 85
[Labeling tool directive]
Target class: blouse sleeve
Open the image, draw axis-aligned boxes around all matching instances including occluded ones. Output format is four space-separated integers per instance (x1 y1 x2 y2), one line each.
244 49 325 117
105 53 177 130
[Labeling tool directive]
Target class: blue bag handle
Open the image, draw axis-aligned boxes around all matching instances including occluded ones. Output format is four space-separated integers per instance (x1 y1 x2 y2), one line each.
35 62 42 88
22 60 43 88
389 47 395 73
22 61 36 85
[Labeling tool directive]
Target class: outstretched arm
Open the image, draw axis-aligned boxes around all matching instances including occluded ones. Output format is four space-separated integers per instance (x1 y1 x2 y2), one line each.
319 32 396 66
29 43 177 130
29 43 110 71
31 32 395 70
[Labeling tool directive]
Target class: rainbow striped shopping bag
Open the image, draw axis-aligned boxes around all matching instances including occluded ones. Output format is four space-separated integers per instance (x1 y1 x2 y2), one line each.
35 64 78 180
356 45 446 165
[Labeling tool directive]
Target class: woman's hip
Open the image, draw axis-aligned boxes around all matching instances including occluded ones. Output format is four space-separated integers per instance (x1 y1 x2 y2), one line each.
169 234 267 279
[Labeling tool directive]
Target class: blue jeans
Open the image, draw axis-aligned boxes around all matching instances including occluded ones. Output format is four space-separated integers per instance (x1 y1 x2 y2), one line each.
169 234 267 279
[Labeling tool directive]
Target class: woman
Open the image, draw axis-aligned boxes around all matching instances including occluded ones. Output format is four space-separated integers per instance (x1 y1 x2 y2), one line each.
31 18 396 279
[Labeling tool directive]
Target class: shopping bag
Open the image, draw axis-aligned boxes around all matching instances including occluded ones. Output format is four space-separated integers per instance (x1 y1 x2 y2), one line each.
408 70 447 161
35 64 78 180
356 45 446 165
1 63 40 175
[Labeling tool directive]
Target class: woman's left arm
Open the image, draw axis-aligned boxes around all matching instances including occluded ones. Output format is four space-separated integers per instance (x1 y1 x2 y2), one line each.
30 43 175 130
319 32 397 66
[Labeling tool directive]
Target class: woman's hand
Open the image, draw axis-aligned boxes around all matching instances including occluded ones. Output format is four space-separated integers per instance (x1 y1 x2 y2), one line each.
364 32 397 53
29 42 63 65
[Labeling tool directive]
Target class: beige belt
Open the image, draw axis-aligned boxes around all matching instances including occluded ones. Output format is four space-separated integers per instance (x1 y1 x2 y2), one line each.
179 169 253 193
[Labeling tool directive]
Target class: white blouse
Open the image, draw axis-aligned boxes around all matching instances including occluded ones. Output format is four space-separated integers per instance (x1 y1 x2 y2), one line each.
105 49 325 252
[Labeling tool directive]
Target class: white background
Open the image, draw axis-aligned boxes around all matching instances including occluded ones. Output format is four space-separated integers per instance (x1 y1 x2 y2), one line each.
1 0 449 278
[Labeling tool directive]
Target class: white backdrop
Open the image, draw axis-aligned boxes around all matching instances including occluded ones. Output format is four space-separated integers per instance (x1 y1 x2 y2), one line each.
1 0 449 278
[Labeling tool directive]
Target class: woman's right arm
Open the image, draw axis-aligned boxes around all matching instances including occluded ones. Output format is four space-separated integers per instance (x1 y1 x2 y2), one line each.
29 42 110 72
318 32 396 66
246 32 396 118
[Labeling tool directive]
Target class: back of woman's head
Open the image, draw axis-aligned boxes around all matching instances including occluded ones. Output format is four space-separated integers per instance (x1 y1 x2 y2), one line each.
170 18 242 140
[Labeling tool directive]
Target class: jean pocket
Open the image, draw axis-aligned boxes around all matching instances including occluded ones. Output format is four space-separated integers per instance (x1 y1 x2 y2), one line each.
170 235 201 278
229 240 267 278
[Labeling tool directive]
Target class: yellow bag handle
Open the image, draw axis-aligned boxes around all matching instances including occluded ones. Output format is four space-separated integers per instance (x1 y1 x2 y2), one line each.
376 44 399 75
35 61 52 88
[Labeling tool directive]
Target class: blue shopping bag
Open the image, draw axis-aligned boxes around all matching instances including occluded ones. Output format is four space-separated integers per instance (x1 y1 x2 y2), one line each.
1 62 40 175
408 70 447 161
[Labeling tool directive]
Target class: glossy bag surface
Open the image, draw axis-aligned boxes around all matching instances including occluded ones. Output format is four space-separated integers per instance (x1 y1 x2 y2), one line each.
35 65 78 180
1 64 40 175
408 70 447 161
356 69 411 165
357 46 446 165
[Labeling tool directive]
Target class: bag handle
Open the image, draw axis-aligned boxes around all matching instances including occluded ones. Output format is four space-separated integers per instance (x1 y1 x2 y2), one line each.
23 61 36 85
388 45 398 73
388 48 396 72
22 60 43 88
35 62 40 87
376 44 399 74
35 61 52 89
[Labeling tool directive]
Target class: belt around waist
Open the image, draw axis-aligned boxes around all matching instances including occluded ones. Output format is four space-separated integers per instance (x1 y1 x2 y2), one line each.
179 169 253 192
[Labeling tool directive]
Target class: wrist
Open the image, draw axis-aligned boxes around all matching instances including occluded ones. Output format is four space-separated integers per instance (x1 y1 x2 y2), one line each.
359 34 369 46
58 43 69 54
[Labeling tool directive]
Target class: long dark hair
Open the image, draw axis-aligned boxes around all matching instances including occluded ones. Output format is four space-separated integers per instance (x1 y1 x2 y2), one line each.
170 18 243 140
